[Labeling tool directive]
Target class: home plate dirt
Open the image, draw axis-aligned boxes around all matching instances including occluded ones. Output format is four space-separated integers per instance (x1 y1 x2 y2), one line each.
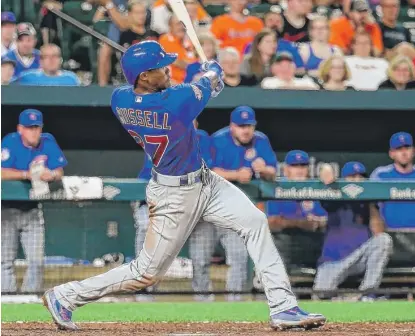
2 322 415 336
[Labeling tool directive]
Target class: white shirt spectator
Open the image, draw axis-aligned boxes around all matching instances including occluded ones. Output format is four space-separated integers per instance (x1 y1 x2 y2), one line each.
345 56 389 91
261 76 319 90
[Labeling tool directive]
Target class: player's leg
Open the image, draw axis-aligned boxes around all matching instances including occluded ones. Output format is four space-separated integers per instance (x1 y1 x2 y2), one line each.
202 172 325 330
20 208 45 293
189 221 216 301
46 180 206 329
1 208 19 293
313 261 354 299
217 226 248 301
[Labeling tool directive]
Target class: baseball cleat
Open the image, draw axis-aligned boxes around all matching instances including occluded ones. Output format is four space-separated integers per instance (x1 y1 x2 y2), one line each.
42 289 78 331
270 306 326 331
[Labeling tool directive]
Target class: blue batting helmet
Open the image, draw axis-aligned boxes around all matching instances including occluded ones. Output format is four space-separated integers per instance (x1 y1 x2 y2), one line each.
121 41 177 86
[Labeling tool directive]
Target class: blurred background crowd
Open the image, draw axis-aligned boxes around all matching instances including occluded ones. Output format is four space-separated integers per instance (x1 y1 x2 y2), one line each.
1 0 415 89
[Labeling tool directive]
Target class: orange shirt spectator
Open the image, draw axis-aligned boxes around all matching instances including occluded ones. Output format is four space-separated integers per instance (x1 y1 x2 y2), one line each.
210 0 263 56
329 0 383 56
153 0 209 21
159 16 196 84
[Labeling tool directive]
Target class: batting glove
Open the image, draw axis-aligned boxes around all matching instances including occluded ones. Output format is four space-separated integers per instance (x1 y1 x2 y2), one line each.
201 60 224 79
211 79 224 98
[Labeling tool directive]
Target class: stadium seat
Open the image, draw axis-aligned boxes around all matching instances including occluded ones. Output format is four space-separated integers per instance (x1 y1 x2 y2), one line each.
205 4 228 17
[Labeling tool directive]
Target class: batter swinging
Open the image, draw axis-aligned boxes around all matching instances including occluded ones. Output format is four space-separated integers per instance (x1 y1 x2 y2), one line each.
43 41 326 331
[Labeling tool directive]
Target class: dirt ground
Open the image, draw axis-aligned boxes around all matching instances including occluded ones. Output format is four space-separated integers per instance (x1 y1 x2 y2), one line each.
2 322 415 336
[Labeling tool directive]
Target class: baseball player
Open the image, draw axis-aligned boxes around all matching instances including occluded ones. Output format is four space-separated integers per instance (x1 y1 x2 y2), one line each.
43 40 325 331
1 109 67 293
370 132 415 229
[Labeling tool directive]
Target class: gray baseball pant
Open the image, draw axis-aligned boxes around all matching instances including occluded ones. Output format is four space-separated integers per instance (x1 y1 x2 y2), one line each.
54 170 297 315
313 233 393 292
1 207 45 293
189 221 248 294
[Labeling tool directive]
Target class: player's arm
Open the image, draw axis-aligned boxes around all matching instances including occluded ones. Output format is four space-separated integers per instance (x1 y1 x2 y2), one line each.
266 202 320 231
1 168 31 180
252 137 277 181
1 137 30 180
40 134 68 182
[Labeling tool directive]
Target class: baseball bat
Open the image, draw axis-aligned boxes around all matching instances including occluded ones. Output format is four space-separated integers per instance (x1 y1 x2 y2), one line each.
167 0 208 63
47 6 127 53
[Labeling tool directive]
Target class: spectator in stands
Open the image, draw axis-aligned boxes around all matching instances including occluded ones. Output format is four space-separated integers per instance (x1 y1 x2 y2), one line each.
299 16 340 77
151 0 210 35
1 57 16 85
318 55 353 90
210 0 264 56
378 55 415 89
267 150 327 233
159 15 197 84
345 31 388 90
1 109 67 293
279 0 312 43
1 12 16 56
243 30 306 75
371 132 415 229
329 0 384 56
264 8 283 32
315 162 393 301
184 33 218 83
261 52 319 89
4 23 40 77
118 0 159 50
240 29 277 82
219 47 258 87
12 44 80 86
379 0 412 56
398 0 415 45
312 0 344 20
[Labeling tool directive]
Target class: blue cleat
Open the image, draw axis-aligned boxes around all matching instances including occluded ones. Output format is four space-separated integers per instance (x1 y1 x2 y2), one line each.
42 289 78 330
270 306 326 331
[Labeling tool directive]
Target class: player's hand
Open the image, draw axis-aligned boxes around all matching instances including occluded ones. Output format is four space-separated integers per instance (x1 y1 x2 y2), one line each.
251 157 266 173
211 79 224 98
40 169 55 182
307 214 327 230
319 163 335 185
237 167 252 184
201 61 224 79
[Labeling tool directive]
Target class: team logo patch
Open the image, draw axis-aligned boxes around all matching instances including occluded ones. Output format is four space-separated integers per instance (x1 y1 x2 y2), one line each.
399 135 405 143
301 201 314 211
296 153 302 161
1 148 10 161
135 96 142 103
191 84 202 101
245 148 256 160
241 111 249 119
30 113 37 120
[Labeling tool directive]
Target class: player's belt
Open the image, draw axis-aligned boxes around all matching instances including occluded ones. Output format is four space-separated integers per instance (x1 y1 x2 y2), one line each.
151 168 202 187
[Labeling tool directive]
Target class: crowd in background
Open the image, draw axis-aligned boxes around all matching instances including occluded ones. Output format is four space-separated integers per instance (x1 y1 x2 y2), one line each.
1 0 415 89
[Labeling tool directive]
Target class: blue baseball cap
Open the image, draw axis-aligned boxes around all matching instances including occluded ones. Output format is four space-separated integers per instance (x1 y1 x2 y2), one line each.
285 150 309 165
230 106 257 126
390 132 413 149
341 161 366 178
19 109 43 127
1 12 16 24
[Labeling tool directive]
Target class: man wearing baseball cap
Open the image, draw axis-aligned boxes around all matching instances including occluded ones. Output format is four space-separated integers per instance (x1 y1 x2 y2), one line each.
3 22 40 77
1 109 67 293
1 12 16 56
371 132 415 229
315 161 392 301
1 56 16 85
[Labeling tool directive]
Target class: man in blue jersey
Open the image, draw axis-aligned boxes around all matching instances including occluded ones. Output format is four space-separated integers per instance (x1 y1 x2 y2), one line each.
371 132 415 229
12 44 80 86
315 162 393 300
4 23 40 77
1 12 16 56
1 109 67 293
43 40 325 331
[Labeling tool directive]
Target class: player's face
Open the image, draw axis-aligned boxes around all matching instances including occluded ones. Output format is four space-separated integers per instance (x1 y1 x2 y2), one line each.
18 125 42 147
310 20 329 42
1 22 16 41
345 174 365 182
391 63 411 84
352 34 371 57
231 123 255 144
41 46 62 73
17 35 36 56
350 11 368 26
202 40 216 60
381 0 399 22
264 13 282 31
1 63 15 84
285 164 309 180
146 66 171 90
329 58 346 82
271 60 295 81
129 3 147 26
390 146 414 167
258 33 277 57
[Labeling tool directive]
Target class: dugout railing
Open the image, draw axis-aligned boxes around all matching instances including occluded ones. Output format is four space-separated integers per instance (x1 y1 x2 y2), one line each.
2 179 414 299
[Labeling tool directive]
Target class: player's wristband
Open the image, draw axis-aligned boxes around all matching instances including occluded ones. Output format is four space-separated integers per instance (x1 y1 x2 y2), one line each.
22 171 28 180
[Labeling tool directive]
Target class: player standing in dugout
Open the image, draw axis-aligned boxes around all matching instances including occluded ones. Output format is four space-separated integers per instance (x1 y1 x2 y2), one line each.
42 40 326 332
